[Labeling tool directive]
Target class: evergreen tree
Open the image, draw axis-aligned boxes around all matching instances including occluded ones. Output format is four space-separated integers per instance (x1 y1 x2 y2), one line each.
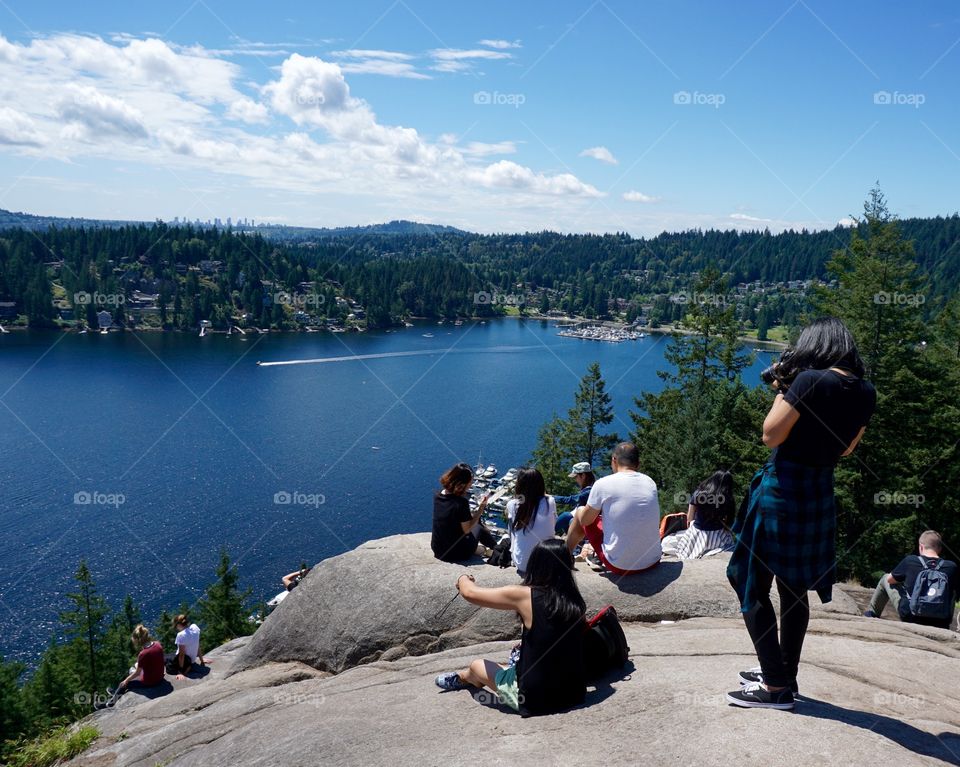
100 595 141 688
59 561 109 702
565 362 618 467
811 188 960 577
197 550 254 649
531 363 618 493
531 414 572 494
0 656 28 748
631 266 761 511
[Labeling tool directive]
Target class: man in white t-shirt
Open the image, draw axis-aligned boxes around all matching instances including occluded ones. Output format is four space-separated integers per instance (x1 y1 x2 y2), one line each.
565 442 661 575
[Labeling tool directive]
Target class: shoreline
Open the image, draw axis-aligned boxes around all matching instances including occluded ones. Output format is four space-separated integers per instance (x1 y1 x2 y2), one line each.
1 315 789 349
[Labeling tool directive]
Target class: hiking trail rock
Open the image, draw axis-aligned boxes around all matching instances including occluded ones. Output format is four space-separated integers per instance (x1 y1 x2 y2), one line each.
66 534 960 767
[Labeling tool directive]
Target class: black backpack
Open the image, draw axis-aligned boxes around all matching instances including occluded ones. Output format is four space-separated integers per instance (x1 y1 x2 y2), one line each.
486 538 513 568
907 556 954 622
582 605 629 679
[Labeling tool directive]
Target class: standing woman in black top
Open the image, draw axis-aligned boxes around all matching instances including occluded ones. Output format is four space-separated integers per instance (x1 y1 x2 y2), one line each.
434 539 587 716
726 317 877 710
431 462 499 562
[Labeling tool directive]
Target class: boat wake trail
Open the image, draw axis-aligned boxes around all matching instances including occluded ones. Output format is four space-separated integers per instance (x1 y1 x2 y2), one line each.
257 345 542 367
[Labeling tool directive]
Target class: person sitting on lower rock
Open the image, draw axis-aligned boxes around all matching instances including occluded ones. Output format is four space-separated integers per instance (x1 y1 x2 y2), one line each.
166 613 205 679
865 530 959 630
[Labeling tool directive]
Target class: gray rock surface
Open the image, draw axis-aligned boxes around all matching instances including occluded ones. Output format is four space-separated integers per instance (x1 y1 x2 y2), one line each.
71 616 960 767
231 533 860 675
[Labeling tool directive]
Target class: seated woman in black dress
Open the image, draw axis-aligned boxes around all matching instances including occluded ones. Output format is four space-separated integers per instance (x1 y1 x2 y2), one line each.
434 539 586 716
431 462 498 562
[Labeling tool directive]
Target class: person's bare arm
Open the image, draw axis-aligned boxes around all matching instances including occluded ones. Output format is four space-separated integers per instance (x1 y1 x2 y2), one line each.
762 394 801 447
841 426 867 456
119 664 139 689
566 504 601 552
459 496 488 534
457 575 532 626
686 503 696 525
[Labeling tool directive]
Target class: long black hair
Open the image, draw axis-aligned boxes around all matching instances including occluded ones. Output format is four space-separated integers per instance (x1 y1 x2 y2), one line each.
778 317 866 380
521 539 586 623
511 468 546 532
692 470 735 527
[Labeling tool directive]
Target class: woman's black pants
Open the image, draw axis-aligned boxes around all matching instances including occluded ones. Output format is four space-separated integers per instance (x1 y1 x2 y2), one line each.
741 565 809 688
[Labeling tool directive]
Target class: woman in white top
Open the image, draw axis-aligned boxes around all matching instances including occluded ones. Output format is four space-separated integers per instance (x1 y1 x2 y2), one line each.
506 468 557 577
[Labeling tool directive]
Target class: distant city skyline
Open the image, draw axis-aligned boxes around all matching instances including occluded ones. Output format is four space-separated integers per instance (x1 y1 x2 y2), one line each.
0 0 958 234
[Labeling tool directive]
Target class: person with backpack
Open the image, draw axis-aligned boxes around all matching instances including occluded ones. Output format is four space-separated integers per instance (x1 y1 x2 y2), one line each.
434 539 586 716
864 530 959 629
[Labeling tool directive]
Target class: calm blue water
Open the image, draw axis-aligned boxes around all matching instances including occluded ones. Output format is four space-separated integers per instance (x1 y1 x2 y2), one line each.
0 320 772 664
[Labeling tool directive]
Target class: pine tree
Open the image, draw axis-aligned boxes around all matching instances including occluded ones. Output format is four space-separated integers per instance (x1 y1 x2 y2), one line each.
197 550 254 649
59 561 109 702
631 265 760 510
100 595 141 688
0 656 28 748
565 362 618 467
811 188 960 577
531 364 618 493
531 414 572 494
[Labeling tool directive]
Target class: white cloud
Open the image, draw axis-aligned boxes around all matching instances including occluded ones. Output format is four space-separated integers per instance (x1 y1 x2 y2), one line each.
333 49 414 61
478 39 522 49
227 97 270 124
623 190 659 203
729 213 771 222
333 48 429 79
461 141 517 156
837 216 857 227
0 33 604 227
580 146 618 165
0 107 44 147
58 86 149 139
469 160 602 197
339 59 429 79
431 48 512 61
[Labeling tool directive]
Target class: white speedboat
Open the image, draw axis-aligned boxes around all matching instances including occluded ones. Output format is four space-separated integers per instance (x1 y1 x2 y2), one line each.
482 465 497 479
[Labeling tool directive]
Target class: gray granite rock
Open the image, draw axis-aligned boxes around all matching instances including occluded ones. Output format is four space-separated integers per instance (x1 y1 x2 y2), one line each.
70 616 960 767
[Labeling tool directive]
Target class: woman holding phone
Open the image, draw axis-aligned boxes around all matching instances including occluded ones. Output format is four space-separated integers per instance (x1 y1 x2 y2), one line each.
726 317 876 710
431 462 499 563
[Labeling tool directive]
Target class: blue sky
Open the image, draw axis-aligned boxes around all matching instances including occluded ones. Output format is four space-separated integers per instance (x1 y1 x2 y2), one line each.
0 0 957 234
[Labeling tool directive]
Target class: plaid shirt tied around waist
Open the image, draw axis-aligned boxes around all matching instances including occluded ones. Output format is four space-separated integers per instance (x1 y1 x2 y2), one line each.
726 459 837 613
